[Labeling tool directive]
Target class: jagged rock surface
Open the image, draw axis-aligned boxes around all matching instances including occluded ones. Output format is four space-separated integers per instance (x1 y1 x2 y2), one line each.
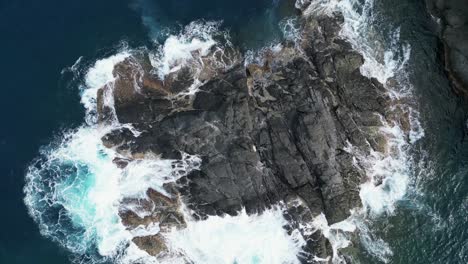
97 9 391 262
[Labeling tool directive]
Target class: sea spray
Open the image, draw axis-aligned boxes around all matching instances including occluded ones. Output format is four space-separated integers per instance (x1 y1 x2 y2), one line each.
81 52 130 124
150 21 219 79
310 213 356 263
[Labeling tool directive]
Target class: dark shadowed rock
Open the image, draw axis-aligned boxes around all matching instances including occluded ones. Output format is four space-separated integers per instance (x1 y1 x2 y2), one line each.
112 157 131 168
426 0 468 95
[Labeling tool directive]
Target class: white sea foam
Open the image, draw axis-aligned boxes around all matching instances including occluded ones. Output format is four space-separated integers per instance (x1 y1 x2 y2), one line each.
148 21 239 96
339 115 414 218
334 1 410 84
354 218 393 263
151 22 218 78
84 52 130 92
149 21 231 79
164 208 306 264
81 51 130 124
280 17 302 43
309 213 355 263
118 243 159 264
130 222 161 237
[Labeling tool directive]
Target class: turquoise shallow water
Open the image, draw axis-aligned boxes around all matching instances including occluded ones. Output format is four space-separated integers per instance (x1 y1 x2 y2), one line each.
1 0 467 263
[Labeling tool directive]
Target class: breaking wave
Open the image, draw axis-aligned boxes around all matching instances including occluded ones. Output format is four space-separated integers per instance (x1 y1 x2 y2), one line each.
147 21 239 95
149 21 220 79
165 208 305 264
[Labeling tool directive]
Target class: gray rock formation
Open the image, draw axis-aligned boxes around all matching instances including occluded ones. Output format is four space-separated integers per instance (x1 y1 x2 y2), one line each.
426 0 468 95
97 5 393 262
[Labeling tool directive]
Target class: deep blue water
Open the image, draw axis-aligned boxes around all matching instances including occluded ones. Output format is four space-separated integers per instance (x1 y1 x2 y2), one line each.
1 0 468 263
0 1 145 262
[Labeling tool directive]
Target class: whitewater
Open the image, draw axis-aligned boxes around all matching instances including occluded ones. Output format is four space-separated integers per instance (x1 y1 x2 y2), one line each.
24 0 425 263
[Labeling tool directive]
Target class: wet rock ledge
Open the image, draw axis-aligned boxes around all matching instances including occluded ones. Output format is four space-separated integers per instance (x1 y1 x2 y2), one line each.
97 3 395 263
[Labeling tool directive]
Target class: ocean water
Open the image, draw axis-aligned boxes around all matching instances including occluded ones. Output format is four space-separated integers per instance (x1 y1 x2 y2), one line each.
1 0 467 263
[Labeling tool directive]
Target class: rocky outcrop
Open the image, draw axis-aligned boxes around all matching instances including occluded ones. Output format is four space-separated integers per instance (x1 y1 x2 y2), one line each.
132 235 168 256
97 5 393 262
118 185 187 257
426 0 468 95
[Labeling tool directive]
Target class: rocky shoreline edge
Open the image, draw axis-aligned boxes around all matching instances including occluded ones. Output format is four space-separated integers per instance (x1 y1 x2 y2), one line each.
94 2 415 262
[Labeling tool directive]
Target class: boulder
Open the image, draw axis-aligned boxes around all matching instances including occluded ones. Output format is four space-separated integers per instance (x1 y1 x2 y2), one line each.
132 235 167 256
